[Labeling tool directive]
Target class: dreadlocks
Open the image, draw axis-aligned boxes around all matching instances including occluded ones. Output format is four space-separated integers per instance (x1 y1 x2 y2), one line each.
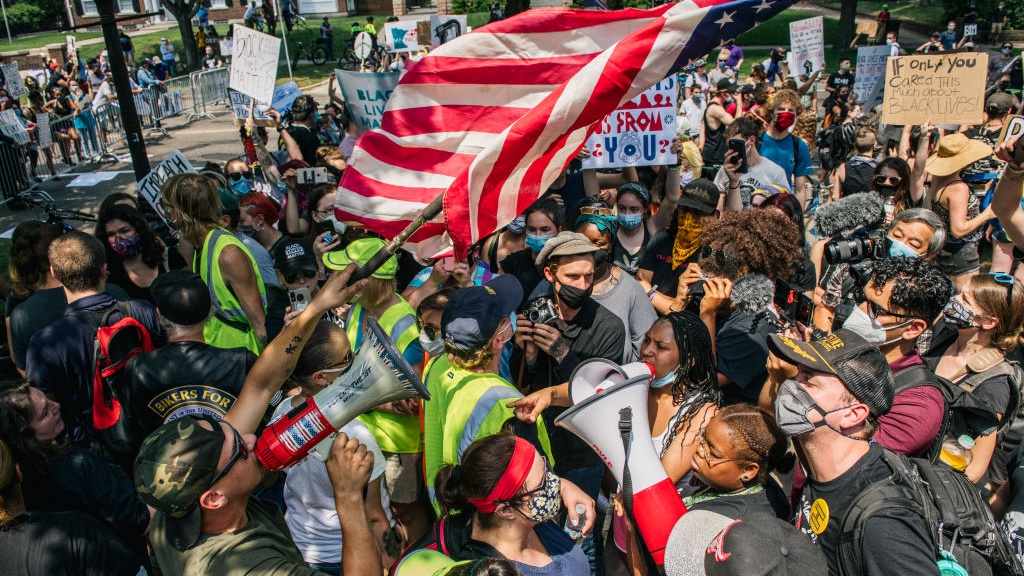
659 311 722 456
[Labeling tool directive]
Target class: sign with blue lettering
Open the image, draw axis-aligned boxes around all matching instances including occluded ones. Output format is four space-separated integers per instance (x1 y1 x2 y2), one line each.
582 76 678 169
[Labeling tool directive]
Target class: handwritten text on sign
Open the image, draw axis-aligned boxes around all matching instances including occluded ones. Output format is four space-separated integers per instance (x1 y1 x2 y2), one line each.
998 116 1024 146
854 45 890 109
229 26 281 105
881 53 988 126
335 70 400 132
583 76 678 169
2 62 26 99
0 109 29 145
137 151 195 224
789 16 825 75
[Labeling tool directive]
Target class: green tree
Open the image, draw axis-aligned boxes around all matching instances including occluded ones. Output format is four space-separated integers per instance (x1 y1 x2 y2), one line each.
835 0 857 50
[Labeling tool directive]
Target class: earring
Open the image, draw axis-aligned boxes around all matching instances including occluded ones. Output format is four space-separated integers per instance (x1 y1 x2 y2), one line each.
741 476 750 481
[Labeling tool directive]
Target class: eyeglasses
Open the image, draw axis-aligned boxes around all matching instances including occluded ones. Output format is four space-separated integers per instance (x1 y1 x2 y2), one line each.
208 421 250 489
865 299 916 320
228 171 253 181
579 206 613 216
990 272 1015 309
873 175 902 187
312 208 333 217
501 458 551 505
284 269 318 284
696 427 743 468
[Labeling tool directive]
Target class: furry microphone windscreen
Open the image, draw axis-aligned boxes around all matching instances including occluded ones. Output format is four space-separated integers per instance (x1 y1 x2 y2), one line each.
814 193 884 238
730 274 774 315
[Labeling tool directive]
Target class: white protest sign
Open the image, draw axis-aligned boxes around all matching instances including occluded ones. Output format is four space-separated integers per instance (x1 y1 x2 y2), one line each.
297 167 331 185
854 45 890 109
35 113 51 149
160 91 183 117
998 115 1024 146
430 15 467 46
137 150 196 224
229 26 280 104
335 70 400 132
0 109 29 145
384 21 423 52
881 52 988 126
582 75 678 169
219 39 233 56
964 23 978 37
789 16 825 75
229 89 273 125
66 35 76 60
2 62 25 99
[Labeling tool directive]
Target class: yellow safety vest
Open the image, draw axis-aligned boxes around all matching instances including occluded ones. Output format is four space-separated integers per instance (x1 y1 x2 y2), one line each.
349 297 423 454
196 229 267 356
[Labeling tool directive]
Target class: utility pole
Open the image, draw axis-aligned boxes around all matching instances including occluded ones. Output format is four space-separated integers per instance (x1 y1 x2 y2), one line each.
94 0 151 180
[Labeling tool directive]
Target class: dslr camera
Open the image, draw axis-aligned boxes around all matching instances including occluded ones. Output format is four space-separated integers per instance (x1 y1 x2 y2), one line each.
525 297 559 326
823 227 887 265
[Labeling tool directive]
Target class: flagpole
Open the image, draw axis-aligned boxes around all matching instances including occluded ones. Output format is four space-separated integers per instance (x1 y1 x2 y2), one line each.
350 193 444 282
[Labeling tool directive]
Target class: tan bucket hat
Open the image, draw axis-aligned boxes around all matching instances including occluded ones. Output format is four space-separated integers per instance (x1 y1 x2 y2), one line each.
924 133 993 177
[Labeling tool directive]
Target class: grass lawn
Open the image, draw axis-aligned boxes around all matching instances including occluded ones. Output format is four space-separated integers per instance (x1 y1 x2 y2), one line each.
737 9 841 47
0 30 104 54
820 0 948 29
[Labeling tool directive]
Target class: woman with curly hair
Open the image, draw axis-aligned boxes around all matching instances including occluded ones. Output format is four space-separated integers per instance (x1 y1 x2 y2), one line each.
94 203 187 302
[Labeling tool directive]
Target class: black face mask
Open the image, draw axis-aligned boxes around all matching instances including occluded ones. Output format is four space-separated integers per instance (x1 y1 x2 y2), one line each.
593 248 609 269
877 183 897 197
557 282 592 309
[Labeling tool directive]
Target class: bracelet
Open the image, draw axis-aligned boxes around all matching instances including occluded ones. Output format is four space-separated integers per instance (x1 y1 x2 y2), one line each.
648 289 660 302
1006 165 1024 178
728 184 740 190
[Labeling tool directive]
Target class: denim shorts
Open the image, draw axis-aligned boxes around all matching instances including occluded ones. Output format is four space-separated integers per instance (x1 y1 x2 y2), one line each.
937 241 980 276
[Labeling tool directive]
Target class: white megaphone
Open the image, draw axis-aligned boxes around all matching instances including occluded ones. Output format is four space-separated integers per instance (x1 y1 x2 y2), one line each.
256 317 430 470
555 359 687 566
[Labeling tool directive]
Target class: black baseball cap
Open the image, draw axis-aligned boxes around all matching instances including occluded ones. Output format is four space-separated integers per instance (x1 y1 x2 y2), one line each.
151 270 212 326
677 178 721 214
441 275 522 352
716 78 738 92
274 238 318 277
704 513 827 576
767 329 894 417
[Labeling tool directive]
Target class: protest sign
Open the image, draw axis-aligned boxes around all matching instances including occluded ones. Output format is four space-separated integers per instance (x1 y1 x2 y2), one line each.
220 39 233 56
788 16 825 75
298 167 331 185
35 113 51 149
2 62 25 99
384 21 423 52
856 20 878 38
230 89 274 125
229 26 280 104
582 75 678 169
65 35 76 60
964 23 978 37
854 45 890 109
430 15 467 46
881 52 988 126
0 109 29 145
998 115 1024 146
335 70 401 132
137 150 195 224
271 81 302 113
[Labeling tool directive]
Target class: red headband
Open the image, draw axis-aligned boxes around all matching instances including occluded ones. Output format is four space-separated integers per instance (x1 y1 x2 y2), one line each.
467 437 536 514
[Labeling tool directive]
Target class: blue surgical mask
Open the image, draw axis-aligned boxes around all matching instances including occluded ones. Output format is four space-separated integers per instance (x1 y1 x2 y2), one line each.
617 213 644 229
525 233 553 254
230 176 253 196
887 237 921 259
509 312 517 335
650 368 677 389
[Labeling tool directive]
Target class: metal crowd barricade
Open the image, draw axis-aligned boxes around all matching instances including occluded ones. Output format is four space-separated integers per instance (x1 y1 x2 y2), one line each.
39 113 85 175
190 67 230 121
0 142 32 200
92 102 126 163
136 87 170 137
162 73 200 122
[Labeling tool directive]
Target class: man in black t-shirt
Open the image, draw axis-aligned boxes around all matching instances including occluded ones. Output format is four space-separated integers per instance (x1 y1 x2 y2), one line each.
127 271 256 436
826 58 854 96
765 330 939 576
285 95 320 166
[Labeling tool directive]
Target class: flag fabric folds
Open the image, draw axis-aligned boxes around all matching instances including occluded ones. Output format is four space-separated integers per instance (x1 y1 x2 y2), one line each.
336 0 797 258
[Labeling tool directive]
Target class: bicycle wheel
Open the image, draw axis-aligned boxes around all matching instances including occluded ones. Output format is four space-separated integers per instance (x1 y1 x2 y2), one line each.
338 51 360 71
311 46 327 66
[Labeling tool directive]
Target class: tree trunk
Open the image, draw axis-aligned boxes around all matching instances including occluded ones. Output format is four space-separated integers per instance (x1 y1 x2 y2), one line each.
836 0 858 50
162 0 202 71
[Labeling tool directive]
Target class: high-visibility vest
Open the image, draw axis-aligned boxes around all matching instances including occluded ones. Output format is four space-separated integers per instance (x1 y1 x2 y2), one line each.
349 297 423 454
423 355 553 508
197 229 266 356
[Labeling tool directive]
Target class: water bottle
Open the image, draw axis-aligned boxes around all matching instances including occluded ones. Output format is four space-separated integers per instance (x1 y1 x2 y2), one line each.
564 503 587 545
883 196 896 227
938 435 975 473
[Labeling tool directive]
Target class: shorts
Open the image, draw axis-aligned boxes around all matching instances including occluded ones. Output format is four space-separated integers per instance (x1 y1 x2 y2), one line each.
937 241 980 277
383 452 421 504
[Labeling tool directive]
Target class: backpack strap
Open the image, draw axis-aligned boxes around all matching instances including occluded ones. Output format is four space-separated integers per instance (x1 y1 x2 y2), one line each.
893 364 938 395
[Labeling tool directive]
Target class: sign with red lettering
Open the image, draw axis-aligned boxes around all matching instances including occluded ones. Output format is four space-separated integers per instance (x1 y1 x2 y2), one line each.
583 76 678 169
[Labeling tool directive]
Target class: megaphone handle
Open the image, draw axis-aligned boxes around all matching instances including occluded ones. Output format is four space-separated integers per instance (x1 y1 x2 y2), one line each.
618 407 663 573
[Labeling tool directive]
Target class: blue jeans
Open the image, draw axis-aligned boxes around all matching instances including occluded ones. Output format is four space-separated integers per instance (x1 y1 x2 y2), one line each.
560 464 606 576
308 562 341 575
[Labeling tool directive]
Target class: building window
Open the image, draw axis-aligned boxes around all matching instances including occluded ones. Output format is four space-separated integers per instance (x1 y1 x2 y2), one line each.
210 0 227 8
82 0 98 16
117 0 135 12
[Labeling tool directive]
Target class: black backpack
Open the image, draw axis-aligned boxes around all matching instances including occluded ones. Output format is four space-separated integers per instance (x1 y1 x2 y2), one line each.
816 123 855 172
837 450 1022 576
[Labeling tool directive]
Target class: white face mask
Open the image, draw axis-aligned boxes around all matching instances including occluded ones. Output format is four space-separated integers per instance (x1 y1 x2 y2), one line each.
842 305 912 346
418 331 445 356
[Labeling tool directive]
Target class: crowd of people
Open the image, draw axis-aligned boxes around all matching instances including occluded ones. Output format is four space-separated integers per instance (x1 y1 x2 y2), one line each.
3 6 1024 576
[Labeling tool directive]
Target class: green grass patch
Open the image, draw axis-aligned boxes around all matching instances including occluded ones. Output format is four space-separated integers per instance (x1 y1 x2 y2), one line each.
0 30 103 55
820 0 948 30
737 9 840 47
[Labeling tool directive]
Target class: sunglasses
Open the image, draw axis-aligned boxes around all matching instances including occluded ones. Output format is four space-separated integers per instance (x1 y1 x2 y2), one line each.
208 421 250 489
865 299 916 320
284 269 318 284
501 458 551 505
579 206 613 216
990 272 1015 309
228 171 253 181
318 350 354 376
873 175 902 187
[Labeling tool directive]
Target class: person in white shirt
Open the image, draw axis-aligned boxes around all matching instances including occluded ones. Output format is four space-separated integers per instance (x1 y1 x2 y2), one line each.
679 88 706 145
715 116 792 211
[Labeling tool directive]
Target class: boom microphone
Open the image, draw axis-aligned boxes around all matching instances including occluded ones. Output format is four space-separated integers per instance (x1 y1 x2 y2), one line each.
729 274 774 315
814 192 884 238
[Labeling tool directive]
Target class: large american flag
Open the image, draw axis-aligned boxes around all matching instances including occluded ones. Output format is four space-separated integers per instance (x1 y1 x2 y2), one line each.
336 0 797 258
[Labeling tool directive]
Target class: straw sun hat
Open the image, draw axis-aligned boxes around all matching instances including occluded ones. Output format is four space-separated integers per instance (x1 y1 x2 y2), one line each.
924 133 994 177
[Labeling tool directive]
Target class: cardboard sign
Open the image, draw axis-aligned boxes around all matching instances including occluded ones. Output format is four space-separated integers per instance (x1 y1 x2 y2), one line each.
856 21 878 37
35 113 51 149
137 151 196 224
881 52 988 126
854 45 890 109
384 21 423 52
0 109 29 145
220 39 233 56
65 35 76 60
2 62 25 99
582 75 678 169
229 26 280 104
998 115 1024 145
789 16 825 75
964 23 978 37
334 70 401 132
430 15 467 46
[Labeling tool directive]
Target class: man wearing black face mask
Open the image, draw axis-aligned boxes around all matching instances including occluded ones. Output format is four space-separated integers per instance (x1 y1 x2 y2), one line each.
762 330 938 576
513 231 625 575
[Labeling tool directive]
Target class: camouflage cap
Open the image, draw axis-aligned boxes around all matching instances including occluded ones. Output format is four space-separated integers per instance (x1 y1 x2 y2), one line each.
134 416 226 550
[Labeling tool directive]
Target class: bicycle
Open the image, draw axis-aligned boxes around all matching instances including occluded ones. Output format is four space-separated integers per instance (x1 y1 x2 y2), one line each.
1 189 95 230
292 40 327 67
339 45 390 72
292 13 311 32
